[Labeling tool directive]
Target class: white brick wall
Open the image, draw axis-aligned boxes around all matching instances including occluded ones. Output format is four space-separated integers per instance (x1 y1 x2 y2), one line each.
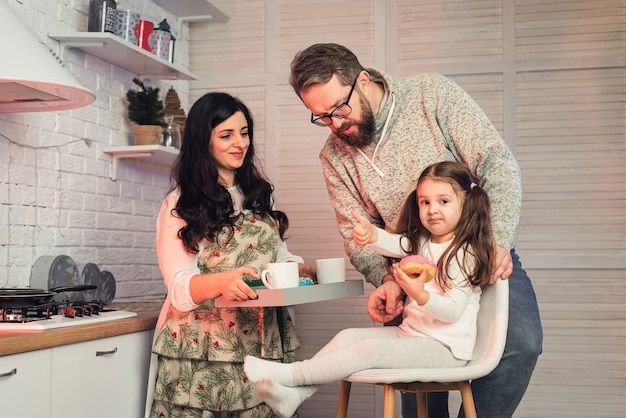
0 0 190 301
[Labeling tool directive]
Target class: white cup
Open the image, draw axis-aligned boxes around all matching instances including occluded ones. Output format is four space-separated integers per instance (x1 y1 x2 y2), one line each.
261 262 300 289
316 258 346 284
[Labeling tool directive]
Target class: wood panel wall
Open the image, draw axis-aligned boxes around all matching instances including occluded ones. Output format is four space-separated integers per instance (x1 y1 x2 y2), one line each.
188 0 626 416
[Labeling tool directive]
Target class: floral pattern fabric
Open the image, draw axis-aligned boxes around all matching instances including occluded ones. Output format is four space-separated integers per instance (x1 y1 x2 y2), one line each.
150 211 300 417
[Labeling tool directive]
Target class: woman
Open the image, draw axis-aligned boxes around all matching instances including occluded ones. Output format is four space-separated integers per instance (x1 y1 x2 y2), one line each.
147 92 314 417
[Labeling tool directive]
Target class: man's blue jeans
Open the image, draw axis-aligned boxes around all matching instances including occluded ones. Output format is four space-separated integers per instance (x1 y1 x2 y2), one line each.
401 249 543 418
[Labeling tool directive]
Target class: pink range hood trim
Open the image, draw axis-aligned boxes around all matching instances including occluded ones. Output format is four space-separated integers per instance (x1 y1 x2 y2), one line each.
0 1 95 113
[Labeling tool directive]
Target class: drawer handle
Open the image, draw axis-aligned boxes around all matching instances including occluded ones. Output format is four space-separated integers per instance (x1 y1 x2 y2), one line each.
0 368 17 378
95 347 118 357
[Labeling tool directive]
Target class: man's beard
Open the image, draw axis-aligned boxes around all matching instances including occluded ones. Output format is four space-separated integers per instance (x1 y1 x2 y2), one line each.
335 93 376 148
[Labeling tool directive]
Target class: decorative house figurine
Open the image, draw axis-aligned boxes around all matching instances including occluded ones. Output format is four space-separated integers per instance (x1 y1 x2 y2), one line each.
163 86 187 139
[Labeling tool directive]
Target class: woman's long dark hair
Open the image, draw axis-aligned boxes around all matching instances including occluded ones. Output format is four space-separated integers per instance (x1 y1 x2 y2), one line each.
170 92 288 253
395 162 494 288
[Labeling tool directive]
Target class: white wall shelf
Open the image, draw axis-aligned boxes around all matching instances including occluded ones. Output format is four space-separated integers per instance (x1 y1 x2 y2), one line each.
48 32 197 80
103 145 179 180
154 0 229 22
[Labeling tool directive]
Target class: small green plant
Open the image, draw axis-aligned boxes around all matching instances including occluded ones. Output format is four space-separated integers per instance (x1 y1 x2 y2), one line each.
126 78 164 126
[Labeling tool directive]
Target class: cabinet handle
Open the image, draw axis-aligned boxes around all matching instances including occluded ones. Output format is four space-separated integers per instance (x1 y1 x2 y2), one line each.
0 368 17 378
95 347 118 356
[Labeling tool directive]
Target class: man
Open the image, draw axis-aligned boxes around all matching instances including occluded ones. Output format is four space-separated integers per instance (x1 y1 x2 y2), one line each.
289 43 542 418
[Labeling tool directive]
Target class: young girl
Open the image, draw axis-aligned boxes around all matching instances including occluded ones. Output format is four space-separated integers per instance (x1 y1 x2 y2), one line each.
243 161 494 418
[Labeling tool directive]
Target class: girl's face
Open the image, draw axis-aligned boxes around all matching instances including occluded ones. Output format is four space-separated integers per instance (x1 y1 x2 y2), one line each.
209 111 249 184
417 178 464 243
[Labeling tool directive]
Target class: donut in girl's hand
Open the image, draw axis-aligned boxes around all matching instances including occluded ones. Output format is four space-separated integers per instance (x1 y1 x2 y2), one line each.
398 255 437 282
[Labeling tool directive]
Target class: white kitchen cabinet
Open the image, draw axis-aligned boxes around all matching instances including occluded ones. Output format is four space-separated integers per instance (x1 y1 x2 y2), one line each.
0 349 52 418
50 331 152 418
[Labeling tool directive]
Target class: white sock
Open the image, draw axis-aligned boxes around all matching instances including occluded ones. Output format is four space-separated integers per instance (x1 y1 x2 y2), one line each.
255 377 316 418
244 355 295 386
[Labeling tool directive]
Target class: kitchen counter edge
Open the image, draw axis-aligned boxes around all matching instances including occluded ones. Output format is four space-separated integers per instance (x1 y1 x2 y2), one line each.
0 308 159 357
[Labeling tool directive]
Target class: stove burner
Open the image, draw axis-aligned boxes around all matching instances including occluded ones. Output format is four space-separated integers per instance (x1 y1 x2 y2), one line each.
4 312 26 322
0 301 104 323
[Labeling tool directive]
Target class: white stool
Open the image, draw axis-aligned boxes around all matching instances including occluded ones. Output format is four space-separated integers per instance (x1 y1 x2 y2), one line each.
335 279 509 418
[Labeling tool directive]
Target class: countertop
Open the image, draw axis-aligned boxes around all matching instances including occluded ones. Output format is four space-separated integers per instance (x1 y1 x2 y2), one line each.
0 301 162 357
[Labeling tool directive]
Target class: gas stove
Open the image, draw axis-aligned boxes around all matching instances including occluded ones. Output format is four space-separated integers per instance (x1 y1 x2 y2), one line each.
0 301 137 331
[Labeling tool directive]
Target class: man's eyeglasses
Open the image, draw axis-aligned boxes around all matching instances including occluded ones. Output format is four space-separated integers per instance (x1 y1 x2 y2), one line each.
310 76 358 127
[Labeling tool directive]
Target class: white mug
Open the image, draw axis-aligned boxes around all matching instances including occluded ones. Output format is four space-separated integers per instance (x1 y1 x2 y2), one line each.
316 258 346 284
261 262 300 289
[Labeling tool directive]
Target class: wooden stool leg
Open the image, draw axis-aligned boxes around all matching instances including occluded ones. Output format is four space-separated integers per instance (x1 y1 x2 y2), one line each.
383 385 396 418
335 380 352 418
458 382 476 418
416 392 428 418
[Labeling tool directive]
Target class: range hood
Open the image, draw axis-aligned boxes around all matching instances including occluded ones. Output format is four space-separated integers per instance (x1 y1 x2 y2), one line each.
0 1 95 113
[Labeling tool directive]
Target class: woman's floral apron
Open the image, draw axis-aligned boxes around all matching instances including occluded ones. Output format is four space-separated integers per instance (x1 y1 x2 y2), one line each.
150 212 300 418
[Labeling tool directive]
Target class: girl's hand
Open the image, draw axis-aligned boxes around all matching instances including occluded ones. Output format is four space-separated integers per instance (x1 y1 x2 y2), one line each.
393 263 430 306
221 267 259 301
351 210 378 247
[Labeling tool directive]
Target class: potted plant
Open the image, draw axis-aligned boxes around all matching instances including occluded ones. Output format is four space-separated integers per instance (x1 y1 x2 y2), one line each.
126 78 165 145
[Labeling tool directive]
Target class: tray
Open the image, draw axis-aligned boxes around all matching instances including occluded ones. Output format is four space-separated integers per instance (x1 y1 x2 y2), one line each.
214 280 364 308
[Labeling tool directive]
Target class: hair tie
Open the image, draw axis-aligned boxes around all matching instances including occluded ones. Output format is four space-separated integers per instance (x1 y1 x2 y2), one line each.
470 182 477 189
